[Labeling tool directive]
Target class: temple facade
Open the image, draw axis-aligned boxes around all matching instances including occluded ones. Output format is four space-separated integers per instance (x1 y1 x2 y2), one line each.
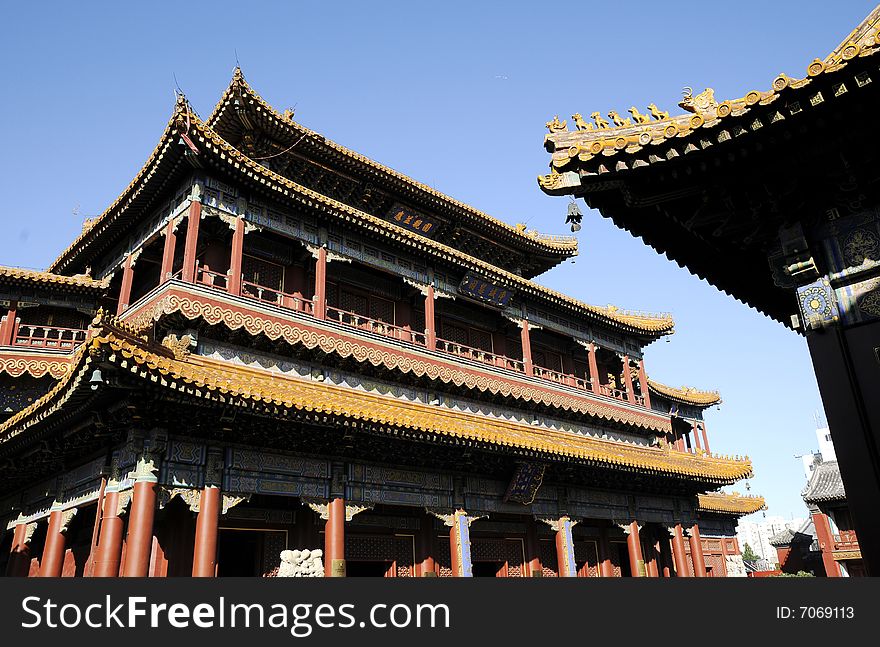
0 72 762 577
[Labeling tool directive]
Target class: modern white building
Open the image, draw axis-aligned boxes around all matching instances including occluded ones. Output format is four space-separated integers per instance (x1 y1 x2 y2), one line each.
800 426 836 480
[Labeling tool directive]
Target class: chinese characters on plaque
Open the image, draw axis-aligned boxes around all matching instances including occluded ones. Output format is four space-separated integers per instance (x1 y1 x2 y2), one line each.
386 204 439 238
458 271 513 306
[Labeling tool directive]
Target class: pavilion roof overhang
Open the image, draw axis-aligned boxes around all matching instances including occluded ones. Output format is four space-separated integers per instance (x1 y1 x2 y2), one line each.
696 492 766 516
0 311 753 486
647 378 721 408
207 69 579 277
0 265 110 295
537 6 880 325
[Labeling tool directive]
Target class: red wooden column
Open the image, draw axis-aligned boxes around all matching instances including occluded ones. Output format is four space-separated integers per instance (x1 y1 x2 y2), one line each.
38 505 75 577
692 421 702 451
554 516 577 577
228 217 245 296
812 511 842 577
417 512 436 576
637 359 651 408
644 528 659 577
122 462 158 577
700 425 711 454
192 486 221 577
0 300 18 346
5 520 35 577
324 497 345 577
689 525 708 577
448 509 473 577
117 254 135 316
525 517 543 577
625 522 645 577
672 524 690 577
598 528 615 577
160 219 178 282
313 246 328 320
424 285 436 348
621 355 636 404
84 476 107 577
181 200 202 283
587 342 601 395
92 486 124 577
520 320 533 376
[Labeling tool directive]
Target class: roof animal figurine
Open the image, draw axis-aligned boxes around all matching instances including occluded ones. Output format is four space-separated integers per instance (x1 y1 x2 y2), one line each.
608 110 631 127
572 113 594 131
628 106 651 124
590 111 610 129
545 115 568 133
647 103 669 120
679 87 717 115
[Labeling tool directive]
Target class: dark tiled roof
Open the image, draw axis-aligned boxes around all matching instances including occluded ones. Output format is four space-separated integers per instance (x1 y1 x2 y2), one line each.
801 460 846 504
768 528 795 547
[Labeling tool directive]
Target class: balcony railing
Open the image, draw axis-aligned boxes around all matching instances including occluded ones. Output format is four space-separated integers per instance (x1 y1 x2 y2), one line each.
834 530 859 551
243 280 315 315
326 305 425 345
435 337 524 371
157 272 649 410
14 325 87 350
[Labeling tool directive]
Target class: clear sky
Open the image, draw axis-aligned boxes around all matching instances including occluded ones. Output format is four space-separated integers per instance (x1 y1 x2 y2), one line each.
1 0 875 520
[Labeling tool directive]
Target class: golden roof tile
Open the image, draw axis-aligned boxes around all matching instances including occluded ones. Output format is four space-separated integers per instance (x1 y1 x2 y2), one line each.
697 492 766 515
0 312 749 484
647 379 721 407
0 265 109 291
540 6 880 178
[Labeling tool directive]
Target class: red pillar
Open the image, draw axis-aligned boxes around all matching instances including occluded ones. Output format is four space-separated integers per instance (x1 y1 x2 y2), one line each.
38 508 69 577
424 285 436 348
84 477 107 577
313 247 327 320
160 220 177 282
122 480 157 577
693 421 702 451
192 486 220 577
525 517 543 577
701 425 711 454
521 320 533 376
637 359 651 408
812 512 842 577
598 528 615 577
672 524 690 577
587 343 601 395
182 200 202 283
689 525 707 577
626 522 645 577
0 300 17 346
448 510 473 577
324 497 345 577
644 529 659 577
417 513 436 576
228 218 245 296
555 517 576 577
622 355 636 404
117 254 135 315
92 489 124 577
5 522 32 577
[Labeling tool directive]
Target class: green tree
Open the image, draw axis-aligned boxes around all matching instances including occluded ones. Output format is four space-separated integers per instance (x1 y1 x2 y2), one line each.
742 542 760 562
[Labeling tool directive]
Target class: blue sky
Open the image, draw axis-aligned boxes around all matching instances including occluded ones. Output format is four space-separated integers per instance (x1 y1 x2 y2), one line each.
1 0 875 519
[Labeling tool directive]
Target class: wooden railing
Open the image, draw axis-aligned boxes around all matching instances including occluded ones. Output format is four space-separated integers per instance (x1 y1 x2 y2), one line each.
242 280 315 314
435 337 524 371
326 305 426 345
155 273 654 409
14 325 87 349
834 530 859 551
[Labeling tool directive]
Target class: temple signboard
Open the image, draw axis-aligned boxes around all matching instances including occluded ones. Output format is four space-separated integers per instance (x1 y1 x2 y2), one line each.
458 271 513 307
386 204 439 238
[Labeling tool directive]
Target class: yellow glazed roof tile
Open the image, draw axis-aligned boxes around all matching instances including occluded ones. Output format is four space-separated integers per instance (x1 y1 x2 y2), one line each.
0 312 750 484
647 379 721 407
697 492 766 515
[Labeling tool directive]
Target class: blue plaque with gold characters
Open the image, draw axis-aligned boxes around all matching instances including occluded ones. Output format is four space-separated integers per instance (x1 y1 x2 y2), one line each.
386 203 439 238
458 271 513 306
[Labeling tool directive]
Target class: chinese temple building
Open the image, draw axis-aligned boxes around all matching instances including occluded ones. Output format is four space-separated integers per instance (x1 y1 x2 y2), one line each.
0 71 762 578
539 5 880 575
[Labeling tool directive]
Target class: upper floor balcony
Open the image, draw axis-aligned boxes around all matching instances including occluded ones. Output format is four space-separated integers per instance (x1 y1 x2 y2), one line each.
833 529 859 552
